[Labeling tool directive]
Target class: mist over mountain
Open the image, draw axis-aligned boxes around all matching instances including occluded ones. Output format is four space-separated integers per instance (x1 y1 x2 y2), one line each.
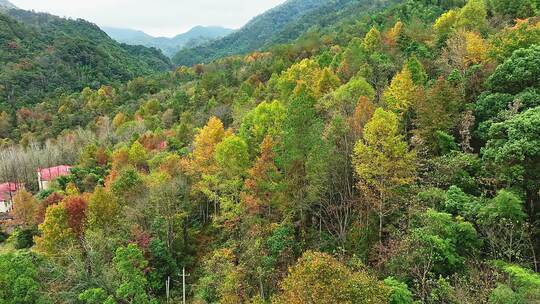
103 25 234 57
0 0 16 10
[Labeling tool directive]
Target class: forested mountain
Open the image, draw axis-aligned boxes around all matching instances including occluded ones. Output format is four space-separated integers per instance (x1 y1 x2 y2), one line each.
0 0 16 10
0 8 172 112
103 25 234 57
172 0 347 65
172 0 412 66
1 0 540 303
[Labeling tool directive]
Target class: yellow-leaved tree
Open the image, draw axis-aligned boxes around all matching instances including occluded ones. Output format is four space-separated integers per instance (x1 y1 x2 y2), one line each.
383 65 420 115
12 189 39 227
353 108 416 244
465 31 489 65
187 116 232 220
434 9 459 39
35 202 76 257
188 116 231 178
274 251 389 304
363 26 382 53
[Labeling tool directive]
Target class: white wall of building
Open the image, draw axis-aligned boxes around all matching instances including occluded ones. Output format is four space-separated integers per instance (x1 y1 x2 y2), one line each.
0 199 12 213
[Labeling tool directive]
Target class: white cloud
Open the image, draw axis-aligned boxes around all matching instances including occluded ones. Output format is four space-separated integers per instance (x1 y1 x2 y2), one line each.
10 0 286 37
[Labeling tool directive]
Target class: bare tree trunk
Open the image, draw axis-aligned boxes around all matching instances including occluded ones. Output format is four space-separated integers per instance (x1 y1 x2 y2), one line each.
379 190 384 246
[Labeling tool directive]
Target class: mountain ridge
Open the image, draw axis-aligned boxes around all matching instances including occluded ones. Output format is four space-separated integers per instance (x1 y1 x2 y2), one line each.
172 0 394 66
0 0 16 10
172 0 331 65
103 25 234 57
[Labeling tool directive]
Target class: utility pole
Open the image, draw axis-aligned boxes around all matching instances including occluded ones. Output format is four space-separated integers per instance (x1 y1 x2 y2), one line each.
165 276 170 303
182 267 190 304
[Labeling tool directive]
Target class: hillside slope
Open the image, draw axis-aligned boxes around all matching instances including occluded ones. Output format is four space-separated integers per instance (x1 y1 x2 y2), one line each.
103 25 233 57
172 0 331 65
172 0 401 66
0 9 171 111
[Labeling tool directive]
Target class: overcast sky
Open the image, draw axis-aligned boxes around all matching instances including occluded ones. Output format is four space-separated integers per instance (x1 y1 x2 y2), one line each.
10 0 287 37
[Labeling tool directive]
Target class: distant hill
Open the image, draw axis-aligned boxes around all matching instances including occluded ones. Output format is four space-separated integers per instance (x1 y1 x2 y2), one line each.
172 0 399 66
172 0 395 66
172 0 394 66
0 8 172 110
172 0 332 66
103 25 234 57
0 0 16 10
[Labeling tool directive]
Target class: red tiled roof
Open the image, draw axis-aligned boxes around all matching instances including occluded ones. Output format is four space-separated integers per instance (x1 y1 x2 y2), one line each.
0 182 20 202
0 182 19 193
38 165 72 181
158 141 168 150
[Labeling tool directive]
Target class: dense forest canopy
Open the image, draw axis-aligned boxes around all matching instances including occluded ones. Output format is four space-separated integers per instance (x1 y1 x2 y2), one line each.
1 0 540 303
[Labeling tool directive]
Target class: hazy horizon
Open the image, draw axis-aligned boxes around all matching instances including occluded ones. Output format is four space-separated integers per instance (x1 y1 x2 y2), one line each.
9 0 287 37
101 25 233 39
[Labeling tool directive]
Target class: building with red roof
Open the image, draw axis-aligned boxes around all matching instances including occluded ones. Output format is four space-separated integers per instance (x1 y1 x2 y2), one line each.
0 182 23 213
158 141 168 151
38 165 72 191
